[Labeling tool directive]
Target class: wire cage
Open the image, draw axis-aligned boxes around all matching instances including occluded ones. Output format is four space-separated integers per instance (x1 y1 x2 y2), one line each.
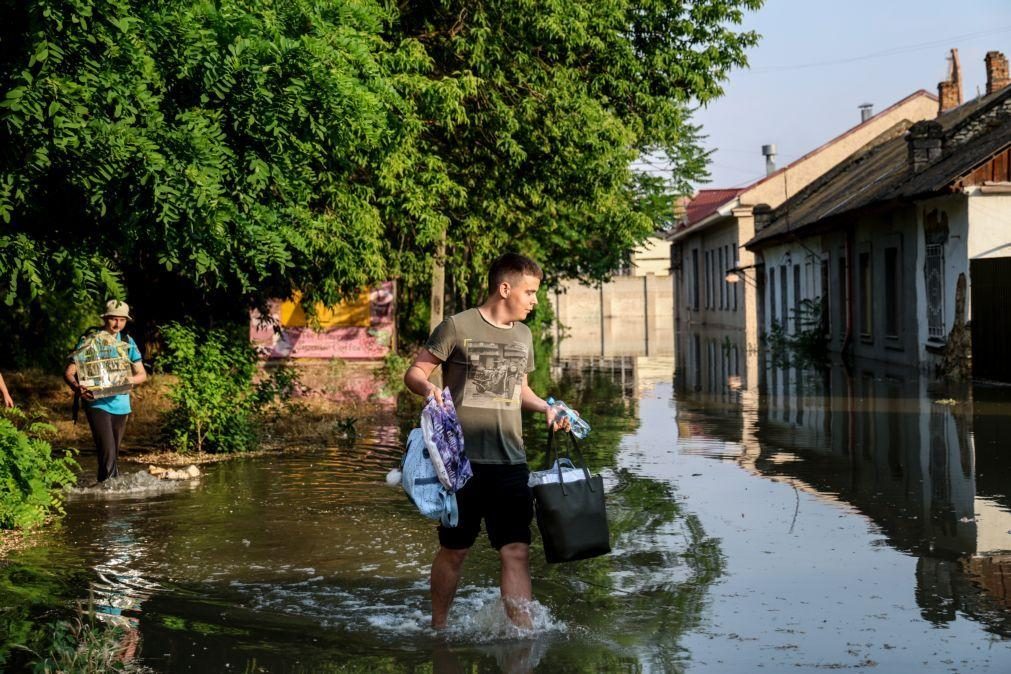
72 332 133 399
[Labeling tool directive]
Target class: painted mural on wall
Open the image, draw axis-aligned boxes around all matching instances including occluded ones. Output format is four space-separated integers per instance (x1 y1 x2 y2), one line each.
250 282 395 359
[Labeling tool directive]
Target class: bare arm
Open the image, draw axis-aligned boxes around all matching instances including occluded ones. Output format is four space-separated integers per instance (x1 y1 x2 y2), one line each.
520 375 548 414
63 362 94 400
0 373 12 408
520 374 569 431
404 348 444 405
129 360 147 386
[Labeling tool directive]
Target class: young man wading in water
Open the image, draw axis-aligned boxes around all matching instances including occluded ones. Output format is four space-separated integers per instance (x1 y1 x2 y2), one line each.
405 253 571 629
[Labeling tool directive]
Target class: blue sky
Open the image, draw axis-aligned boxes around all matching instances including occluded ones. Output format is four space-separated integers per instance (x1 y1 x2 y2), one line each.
690 0 1011 190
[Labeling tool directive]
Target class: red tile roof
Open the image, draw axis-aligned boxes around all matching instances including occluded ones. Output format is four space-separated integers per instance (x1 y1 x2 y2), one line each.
682 188 745 227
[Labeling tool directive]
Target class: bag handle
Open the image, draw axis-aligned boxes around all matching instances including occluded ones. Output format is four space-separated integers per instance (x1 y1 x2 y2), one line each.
546 426 594 495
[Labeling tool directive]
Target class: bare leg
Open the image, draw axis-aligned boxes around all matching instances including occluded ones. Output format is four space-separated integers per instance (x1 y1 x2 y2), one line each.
431 546 469 629
499 542 532 628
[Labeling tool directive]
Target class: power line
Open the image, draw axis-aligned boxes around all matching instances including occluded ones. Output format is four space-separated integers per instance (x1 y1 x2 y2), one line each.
750 25 1011 74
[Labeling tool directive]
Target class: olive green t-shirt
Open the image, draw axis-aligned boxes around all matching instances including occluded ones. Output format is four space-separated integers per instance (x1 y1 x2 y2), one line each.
426 308 535 465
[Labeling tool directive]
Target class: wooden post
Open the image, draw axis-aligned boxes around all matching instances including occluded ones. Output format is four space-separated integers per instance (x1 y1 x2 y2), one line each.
428 232 447 389
430 231 446 334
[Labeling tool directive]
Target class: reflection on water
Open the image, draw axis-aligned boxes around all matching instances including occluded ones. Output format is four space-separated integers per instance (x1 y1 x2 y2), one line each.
0 358 719 673
675 328 1011 655
4 326 1009 671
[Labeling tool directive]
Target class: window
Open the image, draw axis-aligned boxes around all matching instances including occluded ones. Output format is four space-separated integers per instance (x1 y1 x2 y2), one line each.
837 254 847 339
719 247 725 309
821 258 831 336
732 242 739 311
715 249 720 309
884 246 900 339
726 246 732 310
793 265 802 334
925 243 944 339
703 251 709 309
769 269 777 330
691 248 700 311
707 249 715 309
780 265 788 329
859 250 872 338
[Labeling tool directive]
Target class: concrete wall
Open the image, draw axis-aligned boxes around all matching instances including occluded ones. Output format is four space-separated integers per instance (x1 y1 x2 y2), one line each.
631 236 672 276
850 205 922 367
914 194 969 367
759 240 826 338
674 215 757 346
552 275 674 358
754 191 1011 372
757 203 925 369
967 193 1011 260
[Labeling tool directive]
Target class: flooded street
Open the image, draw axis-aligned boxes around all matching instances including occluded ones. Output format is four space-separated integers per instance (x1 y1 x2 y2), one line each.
2 330 1011 672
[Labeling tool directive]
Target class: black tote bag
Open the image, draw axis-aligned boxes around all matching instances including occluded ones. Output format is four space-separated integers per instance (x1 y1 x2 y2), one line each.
532 428 611 564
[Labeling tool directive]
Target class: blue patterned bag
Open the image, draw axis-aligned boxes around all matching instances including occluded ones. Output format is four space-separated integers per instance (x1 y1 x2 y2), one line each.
400 388 472 527
401 428 458 527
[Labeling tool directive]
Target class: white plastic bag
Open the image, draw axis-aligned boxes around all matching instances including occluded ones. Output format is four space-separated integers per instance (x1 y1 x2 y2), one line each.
528 458 589 488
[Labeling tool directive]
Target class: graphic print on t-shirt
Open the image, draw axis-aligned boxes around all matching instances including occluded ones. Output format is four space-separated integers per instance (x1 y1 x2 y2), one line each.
461 339 529 409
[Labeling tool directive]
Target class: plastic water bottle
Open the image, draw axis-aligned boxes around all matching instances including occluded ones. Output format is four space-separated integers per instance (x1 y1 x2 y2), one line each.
546 397 591 439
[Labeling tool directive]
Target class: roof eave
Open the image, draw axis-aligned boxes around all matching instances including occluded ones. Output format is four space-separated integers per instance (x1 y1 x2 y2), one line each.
668 198 741 243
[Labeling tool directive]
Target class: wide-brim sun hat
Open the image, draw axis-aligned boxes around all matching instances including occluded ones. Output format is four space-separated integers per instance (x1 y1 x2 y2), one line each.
102 300 133 320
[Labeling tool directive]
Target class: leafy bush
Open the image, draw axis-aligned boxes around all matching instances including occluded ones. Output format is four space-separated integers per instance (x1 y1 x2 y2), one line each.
160 323 298 453
0 408 78 530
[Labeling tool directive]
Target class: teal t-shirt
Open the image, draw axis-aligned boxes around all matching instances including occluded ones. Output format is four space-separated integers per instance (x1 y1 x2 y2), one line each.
75 332 142 416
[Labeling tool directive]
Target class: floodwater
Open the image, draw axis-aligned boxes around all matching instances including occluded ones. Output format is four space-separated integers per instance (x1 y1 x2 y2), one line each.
2 332 1011 672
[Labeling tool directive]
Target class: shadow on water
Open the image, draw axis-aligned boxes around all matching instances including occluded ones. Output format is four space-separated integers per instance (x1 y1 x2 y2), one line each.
1 355 722 673
674 328 1011 645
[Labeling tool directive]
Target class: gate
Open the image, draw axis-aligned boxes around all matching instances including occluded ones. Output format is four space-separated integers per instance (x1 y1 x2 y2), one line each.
971 257 1011 382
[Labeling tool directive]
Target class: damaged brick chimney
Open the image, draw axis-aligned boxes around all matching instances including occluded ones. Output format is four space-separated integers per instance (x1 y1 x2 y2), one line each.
938 48 962 115
907 120 944 173
985 51 1010 95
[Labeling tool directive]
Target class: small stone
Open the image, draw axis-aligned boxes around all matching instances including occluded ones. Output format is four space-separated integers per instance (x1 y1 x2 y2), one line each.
186 465 200 478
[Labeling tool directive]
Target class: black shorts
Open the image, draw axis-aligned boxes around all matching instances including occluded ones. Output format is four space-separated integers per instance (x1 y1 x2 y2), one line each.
438 463 533 551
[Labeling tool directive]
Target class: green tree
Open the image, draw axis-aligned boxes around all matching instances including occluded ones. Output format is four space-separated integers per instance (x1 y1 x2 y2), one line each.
391 0 762 317
0 0 468 361
0 0 761 357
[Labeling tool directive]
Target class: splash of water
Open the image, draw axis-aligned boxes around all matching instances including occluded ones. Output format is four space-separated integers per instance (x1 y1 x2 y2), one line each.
67 470 197 498
443 587 566 642
232 579 565 643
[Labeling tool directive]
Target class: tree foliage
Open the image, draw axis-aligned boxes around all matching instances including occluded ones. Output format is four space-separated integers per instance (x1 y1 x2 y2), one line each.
0 0 761 356
394 0 761 309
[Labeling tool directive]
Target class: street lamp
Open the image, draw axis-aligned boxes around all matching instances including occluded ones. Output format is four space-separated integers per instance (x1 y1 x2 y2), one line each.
725 261 757 287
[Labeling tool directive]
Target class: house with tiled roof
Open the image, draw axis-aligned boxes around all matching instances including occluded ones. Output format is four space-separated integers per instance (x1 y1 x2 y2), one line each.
745 50 1011 380
670 89 938 364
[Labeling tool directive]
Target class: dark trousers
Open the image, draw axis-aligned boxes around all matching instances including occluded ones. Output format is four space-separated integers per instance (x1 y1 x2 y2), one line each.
84 407 128 482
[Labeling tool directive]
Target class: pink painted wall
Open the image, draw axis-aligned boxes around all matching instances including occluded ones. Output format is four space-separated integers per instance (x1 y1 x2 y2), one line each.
251 282 395 360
